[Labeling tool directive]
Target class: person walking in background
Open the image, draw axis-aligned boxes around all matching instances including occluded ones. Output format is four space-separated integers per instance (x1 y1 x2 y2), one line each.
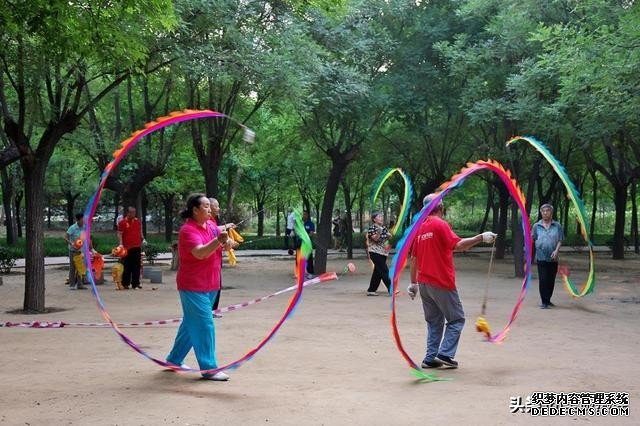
117 206 144 289
332 209 343 250
64 213 87 290
285 208 296 253
365 212 392 296
166 194 230 381
408 194 496 369
532 203 564 309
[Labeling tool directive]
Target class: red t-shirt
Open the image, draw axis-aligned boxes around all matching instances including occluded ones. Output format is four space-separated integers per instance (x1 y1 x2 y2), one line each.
176 218 222 292
411 215 461 290
117 217 142 249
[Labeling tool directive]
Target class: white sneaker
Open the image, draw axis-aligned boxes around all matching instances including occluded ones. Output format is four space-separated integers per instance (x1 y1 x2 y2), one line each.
202 371 229 381
164 363 191 372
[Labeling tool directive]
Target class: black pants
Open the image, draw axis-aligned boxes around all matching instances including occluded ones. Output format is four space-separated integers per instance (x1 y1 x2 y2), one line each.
122 247 142 288
367 252 391 293
537 261 558 305
306 251 314 274
284 229 293 250
213 282 221 311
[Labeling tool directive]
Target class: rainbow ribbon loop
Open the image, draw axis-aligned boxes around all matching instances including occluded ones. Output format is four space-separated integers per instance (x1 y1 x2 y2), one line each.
506 136 596 297
370 168 414 236
389 160 533 379
81 110 332 375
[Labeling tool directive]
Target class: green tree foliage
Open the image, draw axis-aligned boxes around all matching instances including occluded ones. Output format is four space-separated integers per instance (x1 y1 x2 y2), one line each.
527 0 640 258
1 0 638 314
147 137 205 241
45 146 97 226
0 0 176 311
297 0 396 273
173 0 316 198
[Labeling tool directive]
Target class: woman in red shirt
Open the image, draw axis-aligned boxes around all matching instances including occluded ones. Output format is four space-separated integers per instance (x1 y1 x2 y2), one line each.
166 194 231 381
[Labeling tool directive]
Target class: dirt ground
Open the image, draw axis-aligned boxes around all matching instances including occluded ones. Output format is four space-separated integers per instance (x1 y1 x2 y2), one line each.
1 251 639 426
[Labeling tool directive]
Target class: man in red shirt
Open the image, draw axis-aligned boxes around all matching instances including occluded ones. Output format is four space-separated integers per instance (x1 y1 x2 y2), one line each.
409 193 496 369
117 206 144 289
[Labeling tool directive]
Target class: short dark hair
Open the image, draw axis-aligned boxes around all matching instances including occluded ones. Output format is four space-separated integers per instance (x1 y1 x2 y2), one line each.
75 213 84 220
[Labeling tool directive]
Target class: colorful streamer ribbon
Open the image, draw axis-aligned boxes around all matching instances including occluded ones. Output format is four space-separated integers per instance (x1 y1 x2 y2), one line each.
388 160 533 380
79 109 325 375
370 168 414 236
506 136 596 297
0 272 337 329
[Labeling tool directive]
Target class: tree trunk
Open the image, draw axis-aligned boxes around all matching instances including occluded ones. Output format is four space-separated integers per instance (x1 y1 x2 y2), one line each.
275 176 281 237
479 180 492 232
256 199 265 237
612 184 627 260
344 211 353 258
314 201 321 224
0 167 16 245
15 190 23 238
631 181 638 254
575 176 586 237
275 198 282 237
563 198 570 238
301 197 311 217
282 208 288 238
342 180 354 259
64 191 80 226
525 158 541 217
314 158 348 274
590 170 598 242
141 189 148 237
226 165 243 210
511 202 524 278
162 194 174 243
495 182 509 259
22 163 47 312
